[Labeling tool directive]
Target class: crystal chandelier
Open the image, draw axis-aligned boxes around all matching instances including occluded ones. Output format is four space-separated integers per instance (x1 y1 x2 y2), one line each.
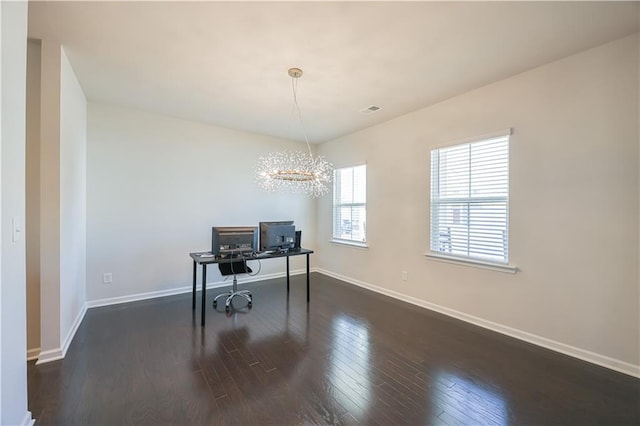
256 68 333 197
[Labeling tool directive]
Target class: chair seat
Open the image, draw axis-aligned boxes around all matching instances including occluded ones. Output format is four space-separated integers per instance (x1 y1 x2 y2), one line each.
218 260 252 276
215 260 253 313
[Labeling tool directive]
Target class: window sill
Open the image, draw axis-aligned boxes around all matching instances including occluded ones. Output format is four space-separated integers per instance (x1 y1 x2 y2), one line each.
330 239 369 249
424 252 518 274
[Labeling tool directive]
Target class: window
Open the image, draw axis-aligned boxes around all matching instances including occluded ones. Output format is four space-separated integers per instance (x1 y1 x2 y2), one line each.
430 133 509 264
333 165 366 244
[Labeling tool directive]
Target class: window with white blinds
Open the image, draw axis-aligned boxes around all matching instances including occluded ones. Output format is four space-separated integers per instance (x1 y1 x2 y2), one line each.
430 134 509 263
333 165 367 244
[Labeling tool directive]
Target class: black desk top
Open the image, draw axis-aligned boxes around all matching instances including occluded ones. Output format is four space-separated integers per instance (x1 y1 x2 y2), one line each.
189 248 313 265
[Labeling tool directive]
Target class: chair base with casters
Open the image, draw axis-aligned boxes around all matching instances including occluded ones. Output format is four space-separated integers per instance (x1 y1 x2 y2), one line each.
213 260 252 313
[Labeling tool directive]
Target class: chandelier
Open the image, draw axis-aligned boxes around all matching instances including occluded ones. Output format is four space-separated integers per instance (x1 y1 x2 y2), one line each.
256 68 333 197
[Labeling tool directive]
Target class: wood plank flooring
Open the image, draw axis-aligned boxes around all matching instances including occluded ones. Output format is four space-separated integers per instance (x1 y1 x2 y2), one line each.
28 273 640 425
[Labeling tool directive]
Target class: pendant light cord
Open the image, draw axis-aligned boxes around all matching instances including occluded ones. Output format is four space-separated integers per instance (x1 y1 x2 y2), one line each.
291 76 314 157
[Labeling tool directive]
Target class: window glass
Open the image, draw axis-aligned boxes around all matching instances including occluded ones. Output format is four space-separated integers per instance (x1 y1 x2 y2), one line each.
333 165 367 244
430 135 509 263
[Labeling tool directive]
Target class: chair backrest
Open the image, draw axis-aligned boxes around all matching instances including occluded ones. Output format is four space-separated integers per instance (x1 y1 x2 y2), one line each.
219 260 252 276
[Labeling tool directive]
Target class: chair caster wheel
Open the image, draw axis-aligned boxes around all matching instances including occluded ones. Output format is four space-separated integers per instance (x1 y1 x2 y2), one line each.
225 306 230 313
213 300 217 308
248 301 252 308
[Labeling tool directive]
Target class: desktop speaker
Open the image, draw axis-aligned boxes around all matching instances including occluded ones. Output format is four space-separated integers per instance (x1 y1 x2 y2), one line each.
294 230 302 249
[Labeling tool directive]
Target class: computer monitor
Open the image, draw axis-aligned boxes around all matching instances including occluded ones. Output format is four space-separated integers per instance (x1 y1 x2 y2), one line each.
259 221 296 252
211 226 258 256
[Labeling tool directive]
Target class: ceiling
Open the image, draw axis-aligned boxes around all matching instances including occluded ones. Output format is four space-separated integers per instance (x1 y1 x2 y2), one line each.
28 1 639 144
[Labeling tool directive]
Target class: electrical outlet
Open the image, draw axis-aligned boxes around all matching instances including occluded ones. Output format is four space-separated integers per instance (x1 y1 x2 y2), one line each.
103 273 113 284
401 271 408 281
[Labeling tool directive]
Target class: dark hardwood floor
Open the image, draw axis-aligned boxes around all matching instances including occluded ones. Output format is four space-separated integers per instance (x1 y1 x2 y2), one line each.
28 273 640 425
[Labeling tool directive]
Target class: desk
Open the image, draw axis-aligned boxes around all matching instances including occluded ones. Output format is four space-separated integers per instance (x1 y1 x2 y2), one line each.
189 249 313 326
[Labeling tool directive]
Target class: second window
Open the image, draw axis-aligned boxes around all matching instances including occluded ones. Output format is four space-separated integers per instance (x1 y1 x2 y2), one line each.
333 165 367 244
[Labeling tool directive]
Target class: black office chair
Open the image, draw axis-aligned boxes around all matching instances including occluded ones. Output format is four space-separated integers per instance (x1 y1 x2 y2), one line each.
213 260 252 313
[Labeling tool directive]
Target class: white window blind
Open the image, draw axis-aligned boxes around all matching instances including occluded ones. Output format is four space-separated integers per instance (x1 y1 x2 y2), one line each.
430 134 509 263
333 165 367 244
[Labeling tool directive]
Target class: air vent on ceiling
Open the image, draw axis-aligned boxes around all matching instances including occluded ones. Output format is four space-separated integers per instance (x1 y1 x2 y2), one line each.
359 105 382 114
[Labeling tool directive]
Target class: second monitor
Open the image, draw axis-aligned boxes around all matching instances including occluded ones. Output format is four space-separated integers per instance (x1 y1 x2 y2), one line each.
259 221 297 252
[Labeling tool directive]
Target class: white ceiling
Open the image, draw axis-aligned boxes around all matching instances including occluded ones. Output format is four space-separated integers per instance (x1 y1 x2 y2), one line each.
28 1 639 144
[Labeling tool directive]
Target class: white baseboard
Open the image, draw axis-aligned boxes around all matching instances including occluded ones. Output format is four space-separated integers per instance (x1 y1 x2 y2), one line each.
36 304 87 365
317 268 640 378
20 411 34 426
36 347 64 365
62 304 87 356
27 347 40 361
86 285 194 309
35 268 316 365
86 268 315 309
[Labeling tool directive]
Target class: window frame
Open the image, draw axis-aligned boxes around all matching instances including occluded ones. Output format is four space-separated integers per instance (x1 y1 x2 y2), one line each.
427 130 517 273
331 164 367 247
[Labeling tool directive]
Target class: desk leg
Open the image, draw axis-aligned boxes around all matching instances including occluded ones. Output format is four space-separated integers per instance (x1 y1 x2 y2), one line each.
192 260 197 310
201 264 207 327
286 256 290 294
306 253 310 303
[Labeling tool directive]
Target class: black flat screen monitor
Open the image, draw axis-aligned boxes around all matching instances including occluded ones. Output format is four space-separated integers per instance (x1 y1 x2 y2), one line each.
211 226 258 256
259 221 295 252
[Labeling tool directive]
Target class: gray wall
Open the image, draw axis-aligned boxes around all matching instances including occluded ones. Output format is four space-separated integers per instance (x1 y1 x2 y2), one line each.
86 103 317 303
26 39 41 358
1 1 31 424
317 34 639 375
25 39 87 363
